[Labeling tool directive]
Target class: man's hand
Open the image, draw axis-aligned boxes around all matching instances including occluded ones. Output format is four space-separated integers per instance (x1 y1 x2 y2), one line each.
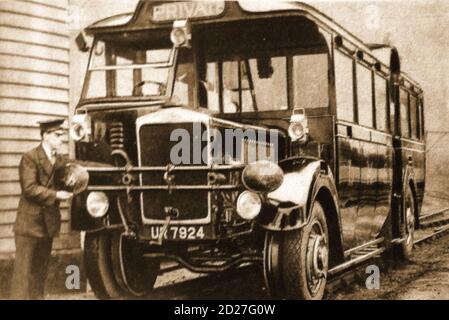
56 191 73 201
66 173 76 188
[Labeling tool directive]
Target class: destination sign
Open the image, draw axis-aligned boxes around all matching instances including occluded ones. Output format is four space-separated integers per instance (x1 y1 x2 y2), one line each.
152 1 225 22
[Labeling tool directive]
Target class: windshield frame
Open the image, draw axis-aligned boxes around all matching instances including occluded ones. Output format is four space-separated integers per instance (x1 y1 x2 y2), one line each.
79 38 179 105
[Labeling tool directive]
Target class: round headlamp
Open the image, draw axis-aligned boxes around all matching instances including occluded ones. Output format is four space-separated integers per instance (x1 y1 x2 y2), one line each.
86 192 109 218
288 122 305 141
236 191 262 220
170 28 187 47
70 123 85 142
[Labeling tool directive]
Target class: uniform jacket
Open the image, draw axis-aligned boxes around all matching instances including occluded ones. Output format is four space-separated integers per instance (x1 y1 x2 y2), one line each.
14 144 68 238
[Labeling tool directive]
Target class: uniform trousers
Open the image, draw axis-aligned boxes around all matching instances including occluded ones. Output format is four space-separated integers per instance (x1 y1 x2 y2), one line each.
10 235 53 300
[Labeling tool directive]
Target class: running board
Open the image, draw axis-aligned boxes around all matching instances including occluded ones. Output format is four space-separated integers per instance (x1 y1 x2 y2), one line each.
329 247 385 276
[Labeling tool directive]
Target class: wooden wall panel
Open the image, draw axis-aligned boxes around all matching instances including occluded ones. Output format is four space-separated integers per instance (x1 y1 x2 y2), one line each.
0 0 77 256
0 40 68 62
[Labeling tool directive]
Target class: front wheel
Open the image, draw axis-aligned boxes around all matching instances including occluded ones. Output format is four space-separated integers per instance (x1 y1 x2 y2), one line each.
264 201 329 300
84 230 159 299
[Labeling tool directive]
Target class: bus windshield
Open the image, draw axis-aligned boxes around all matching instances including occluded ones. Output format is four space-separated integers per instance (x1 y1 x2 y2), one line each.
81 20 330 113
82 40 193 101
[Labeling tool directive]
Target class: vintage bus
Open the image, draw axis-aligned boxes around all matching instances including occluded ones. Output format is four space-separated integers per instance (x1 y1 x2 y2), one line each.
68 1 425 299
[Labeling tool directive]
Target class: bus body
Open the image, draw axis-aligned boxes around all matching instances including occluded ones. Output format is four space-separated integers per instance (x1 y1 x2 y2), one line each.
69 1 425 299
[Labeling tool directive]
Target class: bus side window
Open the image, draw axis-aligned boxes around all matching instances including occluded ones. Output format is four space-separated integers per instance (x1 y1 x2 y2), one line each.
374 74 387 132
409 94 419 140
293 53 329 109
334 50 354 122
419 98 425 140
356 63 373 127
400 88 410 138
388 80 395 133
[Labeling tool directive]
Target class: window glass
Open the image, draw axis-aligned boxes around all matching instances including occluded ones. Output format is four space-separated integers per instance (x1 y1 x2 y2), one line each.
389 81 395 133
248 57 288 111
116 69 134 96
334 50 354 122
356 64 373 127
409 95 419 139
293 53 329 109
85 71 106 99
172 48 195 106
220 57 287 113
203 62 220 112
84 40 175 100
239 61 254 112
419 99 425 139
222 61 240 113
400 88 410 138
374 74 387 131
91 41 172 68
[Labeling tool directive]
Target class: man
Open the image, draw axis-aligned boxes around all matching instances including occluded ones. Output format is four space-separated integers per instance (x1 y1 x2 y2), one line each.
10 118 73 299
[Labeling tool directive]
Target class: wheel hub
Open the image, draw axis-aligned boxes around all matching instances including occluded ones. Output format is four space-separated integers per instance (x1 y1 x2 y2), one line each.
306 224 328 294
311 235 328 278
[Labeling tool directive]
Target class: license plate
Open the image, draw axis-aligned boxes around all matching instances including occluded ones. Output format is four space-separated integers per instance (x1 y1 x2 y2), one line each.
149 225 205 240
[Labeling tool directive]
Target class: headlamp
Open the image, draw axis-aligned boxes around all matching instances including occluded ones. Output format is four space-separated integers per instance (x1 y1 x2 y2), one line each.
70 114 91 142
86 192 109 218
170 20 191 47
236 191 262 220
288 109 309 143
288 121 305 141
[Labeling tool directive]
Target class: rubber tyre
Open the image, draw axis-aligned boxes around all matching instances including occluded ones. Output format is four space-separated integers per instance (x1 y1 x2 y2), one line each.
280 201 329 300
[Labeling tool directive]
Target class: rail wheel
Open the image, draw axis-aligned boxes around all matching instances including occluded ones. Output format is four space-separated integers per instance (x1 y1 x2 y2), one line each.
110 230 160 297
264 201 329 300
84 231 127 299
84 230 159 299
396 185 416 260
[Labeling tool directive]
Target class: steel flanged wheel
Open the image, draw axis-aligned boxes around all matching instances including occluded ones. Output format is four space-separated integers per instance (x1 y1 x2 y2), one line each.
84 231 128 299
110 231 160 297
84 230 159 299
397 186 416 260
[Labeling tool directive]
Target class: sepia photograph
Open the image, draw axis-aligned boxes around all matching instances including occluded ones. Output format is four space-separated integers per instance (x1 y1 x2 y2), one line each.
0 0 449 307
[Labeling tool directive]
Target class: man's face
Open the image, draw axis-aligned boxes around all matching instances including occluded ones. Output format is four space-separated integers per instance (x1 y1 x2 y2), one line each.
43 129 65 152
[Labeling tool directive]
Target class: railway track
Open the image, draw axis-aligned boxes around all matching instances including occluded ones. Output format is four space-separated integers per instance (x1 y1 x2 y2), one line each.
143 209 449 300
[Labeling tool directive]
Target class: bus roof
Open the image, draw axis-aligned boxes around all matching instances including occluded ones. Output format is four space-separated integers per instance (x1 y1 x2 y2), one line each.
85 0 422 92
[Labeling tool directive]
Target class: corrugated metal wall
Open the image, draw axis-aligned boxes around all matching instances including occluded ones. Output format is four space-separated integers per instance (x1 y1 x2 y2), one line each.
0 0 79 258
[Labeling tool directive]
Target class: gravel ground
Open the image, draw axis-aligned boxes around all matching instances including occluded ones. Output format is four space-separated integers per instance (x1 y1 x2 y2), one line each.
332 233 449 300
47 233 449 300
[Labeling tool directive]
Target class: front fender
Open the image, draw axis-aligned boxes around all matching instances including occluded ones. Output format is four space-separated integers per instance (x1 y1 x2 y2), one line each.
257 158 336 231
